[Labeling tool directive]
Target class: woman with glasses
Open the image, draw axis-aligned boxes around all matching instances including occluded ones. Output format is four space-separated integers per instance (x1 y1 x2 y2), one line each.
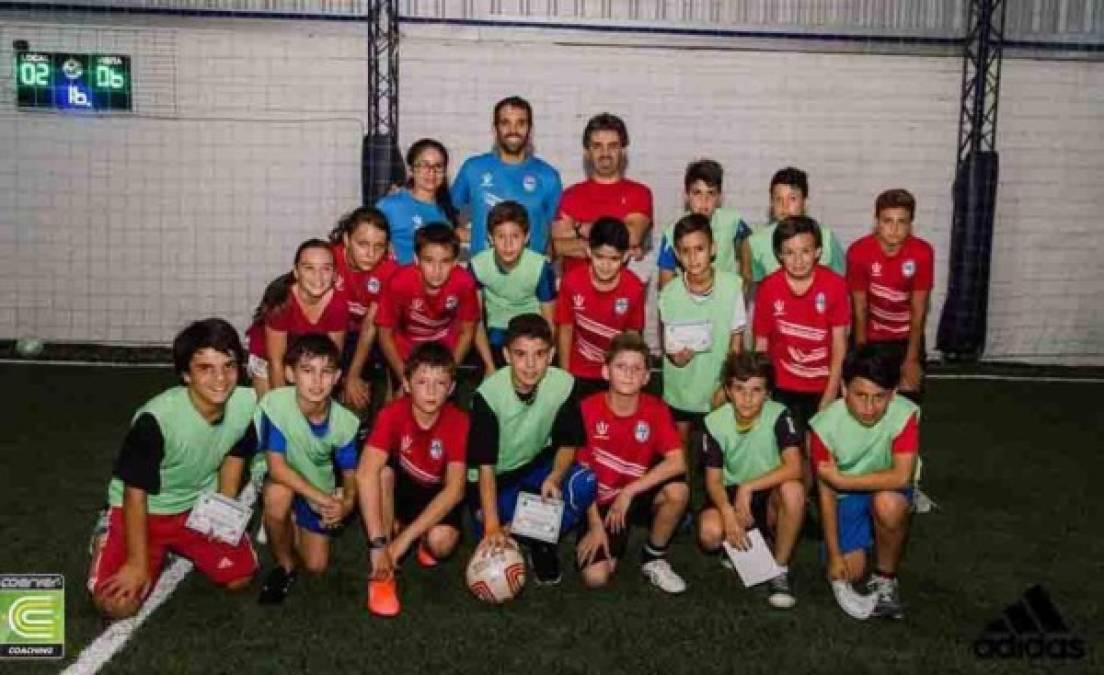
376 138 459 264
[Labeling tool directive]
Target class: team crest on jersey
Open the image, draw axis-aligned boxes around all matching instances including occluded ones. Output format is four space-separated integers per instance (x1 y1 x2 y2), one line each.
573 294 585 309
614 298 629 315
429 439 443 461
773 300 785 316
871 262 882 277
366 277 381 294
595 421 610 438
481 172 494 188
902 260 916 278
445 295 459 310
412 215 424 228
412 298 425 311
400 435 413 452
815 292 827 315
634 421 650 443
523 175 537 192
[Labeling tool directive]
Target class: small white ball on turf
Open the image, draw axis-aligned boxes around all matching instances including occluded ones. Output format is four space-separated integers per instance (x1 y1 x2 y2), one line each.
15 336 45 358
466 539 527 604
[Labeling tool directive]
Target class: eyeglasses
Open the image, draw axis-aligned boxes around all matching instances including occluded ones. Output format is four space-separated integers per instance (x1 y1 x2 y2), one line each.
412 162 446 174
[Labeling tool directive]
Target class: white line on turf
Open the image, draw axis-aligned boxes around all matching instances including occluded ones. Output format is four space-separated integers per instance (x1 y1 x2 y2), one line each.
62 483 259 675
926 374 1104 383
0 359 171 368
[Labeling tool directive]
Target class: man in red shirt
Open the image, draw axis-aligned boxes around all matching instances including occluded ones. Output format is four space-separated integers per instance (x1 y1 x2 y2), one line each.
550 113 653 277
575 331 688 594
555 217 647 398
753 216 850 484
376 224 479 383
356 342 469 617
846 189 934 403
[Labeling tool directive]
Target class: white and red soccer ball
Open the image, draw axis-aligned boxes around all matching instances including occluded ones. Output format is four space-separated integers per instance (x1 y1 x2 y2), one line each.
466 540 526 604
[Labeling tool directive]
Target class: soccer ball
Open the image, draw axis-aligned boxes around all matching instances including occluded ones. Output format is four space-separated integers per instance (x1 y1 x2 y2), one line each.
15 336 44 358
465 540 526 604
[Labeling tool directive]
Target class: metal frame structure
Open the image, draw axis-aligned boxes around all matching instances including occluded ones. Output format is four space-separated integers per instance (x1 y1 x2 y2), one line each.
363 0 400 204
957 0 1006 162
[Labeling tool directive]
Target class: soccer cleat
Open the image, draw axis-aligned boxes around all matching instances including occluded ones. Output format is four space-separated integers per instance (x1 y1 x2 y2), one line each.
258 566 297 605
641 559 687 595
868 574 905 620
415 543 439 568
766 572 797 609
366 578 401 617
525 542 562 585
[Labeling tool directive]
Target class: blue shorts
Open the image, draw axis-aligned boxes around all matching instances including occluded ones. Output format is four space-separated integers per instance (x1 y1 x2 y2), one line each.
835 489 913 554
292 495 345 536
468 455 596 541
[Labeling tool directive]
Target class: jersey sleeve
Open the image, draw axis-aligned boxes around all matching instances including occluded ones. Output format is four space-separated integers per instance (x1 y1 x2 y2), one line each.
261 414 290 454
550 383 587 449
702 430 724 469
374 279 401 328
810 431 833 466
628 184 654 221
914 243 935 292
265 304 290 332
846 243 868 291
752 282 774 337
826 230 846 275
656 235 677 271
654 403 682 457
730 291 748 332
334 438 359 471
227 423 259 460
773 409 803 450
555 186 579 221
365 405 396 457
450 160 472 210
458 272 481 322
627 282 647 331
891 413 920 455
546 169 564 214
536 261 557 302
113 413 165 494
324 293 350 332
446 410 470 464
467 393 500 467
554 276 574 325
829 277 852 327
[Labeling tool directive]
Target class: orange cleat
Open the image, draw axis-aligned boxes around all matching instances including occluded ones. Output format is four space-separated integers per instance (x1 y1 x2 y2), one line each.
366 578 400 617
415 543 439 568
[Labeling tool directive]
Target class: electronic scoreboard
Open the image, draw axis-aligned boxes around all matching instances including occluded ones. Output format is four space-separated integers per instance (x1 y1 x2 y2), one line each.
15 51 131 111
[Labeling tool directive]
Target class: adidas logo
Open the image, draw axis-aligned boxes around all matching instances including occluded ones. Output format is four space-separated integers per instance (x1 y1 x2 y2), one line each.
972 585 1085 660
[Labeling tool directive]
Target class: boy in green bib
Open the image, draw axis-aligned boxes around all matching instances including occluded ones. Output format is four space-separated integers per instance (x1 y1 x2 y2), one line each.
657 214 746 460
698 352 805 609
656 159 752 289
87 319 259 620
740 167 846 289
257 334 360 604
471 200 558 371
811 345 920 620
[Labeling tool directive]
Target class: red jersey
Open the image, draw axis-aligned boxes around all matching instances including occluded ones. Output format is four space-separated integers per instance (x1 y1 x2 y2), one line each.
332 243 399 332
576 393 681 507
846 234 934 343
555 265 646 379
557 178 654 276
375 264 479 359
811 413 919 465
366 397 469 487
252 288 349 359
752 266 850 394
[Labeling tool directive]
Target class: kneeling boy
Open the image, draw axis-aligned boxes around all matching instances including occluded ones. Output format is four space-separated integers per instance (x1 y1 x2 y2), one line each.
357 342 468 616
576 331 689 594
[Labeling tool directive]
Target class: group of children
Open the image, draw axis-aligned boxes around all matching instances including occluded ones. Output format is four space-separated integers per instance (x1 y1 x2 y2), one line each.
87 97 935 624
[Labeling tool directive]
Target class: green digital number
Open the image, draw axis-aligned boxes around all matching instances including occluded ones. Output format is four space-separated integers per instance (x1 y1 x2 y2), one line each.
95 65 125 89
18 61 50 87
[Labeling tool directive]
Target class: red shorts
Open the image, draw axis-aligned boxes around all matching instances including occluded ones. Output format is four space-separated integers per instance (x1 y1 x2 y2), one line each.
87 507 258 597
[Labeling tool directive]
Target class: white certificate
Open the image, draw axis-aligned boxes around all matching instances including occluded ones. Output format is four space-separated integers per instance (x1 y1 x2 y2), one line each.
510 492 564 544
186 492 253 545
722 529 783 587
664 319 714 353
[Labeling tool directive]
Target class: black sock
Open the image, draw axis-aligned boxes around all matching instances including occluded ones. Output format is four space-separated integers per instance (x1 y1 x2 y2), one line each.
642 540 667 564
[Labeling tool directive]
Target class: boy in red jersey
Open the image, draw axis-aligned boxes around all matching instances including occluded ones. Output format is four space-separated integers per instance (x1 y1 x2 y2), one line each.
550 113 653 275
555 217 646 399
329 207 399 412
575 332 689 594
846 189 934 403
753 216 850 446
376 223 480 383
356 342 468 616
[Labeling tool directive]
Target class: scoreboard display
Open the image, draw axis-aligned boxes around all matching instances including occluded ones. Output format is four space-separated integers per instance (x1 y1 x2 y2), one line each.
15 51 131 111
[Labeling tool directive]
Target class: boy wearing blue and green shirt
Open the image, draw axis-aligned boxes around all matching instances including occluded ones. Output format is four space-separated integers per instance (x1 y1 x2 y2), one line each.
656 159 752 289
470 200 557 371
257 333 360 604
812 345 920 620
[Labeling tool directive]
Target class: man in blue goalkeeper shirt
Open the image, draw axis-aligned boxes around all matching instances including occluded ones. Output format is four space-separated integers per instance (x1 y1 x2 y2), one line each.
451 96 563 256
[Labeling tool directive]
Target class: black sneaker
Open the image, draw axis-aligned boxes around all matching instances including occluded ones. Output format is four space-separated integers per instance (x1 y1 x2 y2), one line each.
766 571 796 609
868 574 905 620
258 566 297 604
526 542 562 585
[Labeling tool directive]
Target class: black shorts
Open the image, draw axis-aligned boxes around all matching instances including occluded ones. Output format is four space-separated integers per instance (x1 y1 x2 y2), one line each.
394 467 464 531
867 339 926 404
772 388 820 438
699 485 773 539
669 406 707 429
575 479 687 565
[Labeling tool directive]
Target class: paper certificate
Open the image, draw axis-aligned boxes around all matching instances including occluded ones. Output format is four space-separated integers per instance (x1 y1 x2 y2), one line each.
510 492 564 544
186 492 252 545
664 319 714 353
722 529 783 587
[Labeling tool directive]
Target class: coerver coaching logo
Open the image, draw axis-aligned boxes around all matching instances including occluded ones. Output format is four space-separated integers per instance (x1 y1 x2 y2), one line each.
972 585 1085 661
0 574 64 660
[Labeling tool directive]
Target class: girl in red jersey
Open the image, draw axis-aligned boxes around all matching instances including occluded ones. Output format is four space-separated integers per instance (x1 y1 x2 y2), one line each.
328 207 399 413
246 239 349 396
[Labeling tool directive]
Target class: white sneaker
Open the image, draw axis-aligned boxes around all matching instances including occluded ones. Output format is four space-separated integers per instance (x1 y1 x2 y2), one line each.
641 559 687 594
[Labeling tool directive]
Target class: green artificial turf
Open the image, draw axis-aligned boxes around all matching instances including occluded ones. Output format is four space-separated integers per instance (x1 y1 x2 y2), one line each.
1 364 1101 674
